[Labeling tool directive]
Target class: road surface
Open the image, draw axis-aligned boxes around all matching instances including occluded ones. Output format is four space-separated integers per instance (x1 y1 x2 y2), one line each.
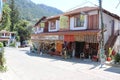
0 47 120 80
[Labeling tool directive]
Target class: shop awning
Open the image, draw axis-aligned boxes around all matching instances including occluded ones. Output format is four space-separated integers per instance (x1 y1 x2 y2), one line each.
31 30 100 43
31 30 100 36
0 38 9 41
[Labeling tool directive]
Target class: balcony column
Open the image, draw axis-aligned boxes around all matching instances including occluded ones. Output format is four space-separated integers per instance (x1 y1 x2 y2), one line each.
4 33 5 37
9 33 11 39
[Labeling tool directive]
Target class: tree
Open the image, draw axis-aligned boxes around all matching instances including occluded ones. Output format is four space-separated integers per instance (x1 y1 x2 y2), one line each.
15 20 30 46
0 4 11 31
9 0 20 31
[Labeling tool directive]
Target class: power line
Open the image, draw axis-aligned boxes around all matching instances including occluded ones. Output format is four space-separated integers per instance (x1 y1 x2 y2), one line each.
65 0 98 12
65 1 88 12
86 0 99 7
116 0 120 8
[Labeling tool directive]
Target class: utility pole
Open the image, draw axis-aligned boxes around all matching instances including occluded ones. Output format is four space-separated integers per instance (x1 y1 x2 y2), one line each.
116 0 120 8
99 0 104 48
98 0 105 67
116 0 120 53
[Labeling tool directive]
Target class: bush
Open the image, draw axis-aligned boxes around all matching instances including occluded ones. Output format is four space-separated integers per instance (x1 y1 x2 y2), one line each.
0 42 3 47
9 42 16 47
0 42 7 72
114 53 120 64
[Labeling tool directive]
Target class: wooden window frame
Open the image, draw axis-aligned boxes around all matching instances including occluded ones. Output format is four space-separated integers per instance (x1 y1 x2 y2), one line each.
50 20 56 30
74 14 85 27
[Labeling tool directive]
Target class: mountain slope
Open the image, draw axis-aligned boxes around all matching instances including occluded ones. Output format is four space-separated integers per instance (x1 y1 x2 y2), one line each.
7 0 63 21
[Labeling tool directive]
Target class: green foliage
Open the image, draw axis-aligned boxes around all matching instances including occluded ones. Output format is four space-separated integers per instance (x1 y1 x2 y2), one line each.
0 42 3 48
8 0 20 31
16 36 20 41
114 53 120 64
0 3 11 31
9 42 16 47
0 42 7 72
15 20 30 45
0 65 7 72
7 0 63 21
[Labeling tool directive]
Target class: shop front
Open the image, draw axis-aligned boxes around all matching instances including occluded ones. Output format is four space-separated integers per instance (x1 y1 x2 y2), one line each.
31 34 64 56
31 30 99 60
74 33 99 59
59 31 99 59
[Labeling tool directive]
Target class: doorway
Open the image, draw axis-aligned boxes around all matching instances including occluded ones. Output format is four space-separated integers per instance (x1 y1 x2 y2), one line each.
75 41 85 58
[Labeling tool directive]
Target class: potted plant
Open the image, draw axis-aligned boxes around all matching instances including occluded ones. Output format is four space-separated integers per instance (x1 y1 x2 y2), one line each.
107 47 112 61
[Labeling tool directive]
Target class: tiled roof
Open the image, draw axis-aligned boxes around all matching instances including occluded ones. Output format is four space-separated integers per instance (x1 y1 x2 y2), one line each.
34 16 46 27
35 6 120 26
64 6 99 15
47 6 120 20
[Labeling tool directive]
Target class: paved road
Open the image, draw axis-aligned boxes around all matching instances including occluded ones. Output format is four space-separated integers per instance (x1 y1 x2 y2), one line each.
0 47 120 80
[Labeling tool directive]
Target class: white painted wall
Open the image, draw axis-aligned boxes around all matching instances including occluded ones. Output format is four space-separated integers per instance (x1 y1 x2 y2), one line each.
70 15 87 30
103 13 113 44
56 20 60 31
88 10 98 15
99 12 120 45
37 28 44 33
34 26 44 34
113 35 120 52
99 12 112 44
114 19 119 34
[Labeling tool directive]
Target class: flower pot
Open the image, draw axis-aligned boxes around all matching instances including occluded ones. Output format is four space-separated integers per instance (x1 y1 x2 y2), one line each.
107 57 111 61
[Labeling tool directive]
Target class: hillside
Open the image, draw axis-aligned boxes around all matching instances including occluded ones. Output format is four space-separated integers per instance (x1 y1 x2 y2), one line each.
7 0 63 21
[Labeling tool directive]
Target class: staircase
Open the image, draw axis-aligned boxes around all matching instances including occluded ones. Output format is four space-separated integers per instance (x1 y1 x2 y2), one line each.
105 30 119 56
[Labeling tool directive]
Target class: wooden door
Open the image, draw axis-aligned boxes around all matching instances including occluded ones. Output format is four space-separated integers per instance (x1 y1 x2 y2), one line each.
88 14 99 30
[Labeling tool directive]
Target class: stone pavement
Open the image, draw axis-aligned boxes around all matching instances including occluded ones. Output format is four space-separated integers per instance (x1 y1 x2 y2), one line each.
0 47 120 80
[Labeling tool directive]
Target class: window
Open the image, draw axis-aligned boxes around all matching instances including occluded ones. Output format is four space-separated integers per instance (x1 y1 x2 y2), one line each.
50 20 56 30
74 14 85 27
40 22 45 28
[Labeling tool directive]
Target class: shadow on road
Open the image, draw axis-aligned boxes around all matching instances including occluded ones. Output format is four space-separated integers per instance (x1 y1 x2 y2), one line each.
22 50 100 67
104 67 120 74
19 49 120 74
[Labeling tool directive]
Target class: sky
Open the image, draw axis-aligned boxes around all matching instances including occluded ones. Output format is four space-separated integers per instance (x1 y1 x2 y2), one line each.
31 0 120 16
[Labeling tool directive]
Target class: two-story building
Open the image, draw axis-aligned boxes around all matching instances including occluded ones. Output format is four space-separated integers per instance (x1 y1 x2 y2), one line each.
0 30 16 46
31 6 120 59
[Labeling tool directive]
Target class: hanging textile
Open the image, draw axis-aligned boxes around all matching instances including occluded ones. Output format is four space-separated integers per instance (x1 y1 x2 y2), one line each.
56 42 62 52
64 35 74 42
